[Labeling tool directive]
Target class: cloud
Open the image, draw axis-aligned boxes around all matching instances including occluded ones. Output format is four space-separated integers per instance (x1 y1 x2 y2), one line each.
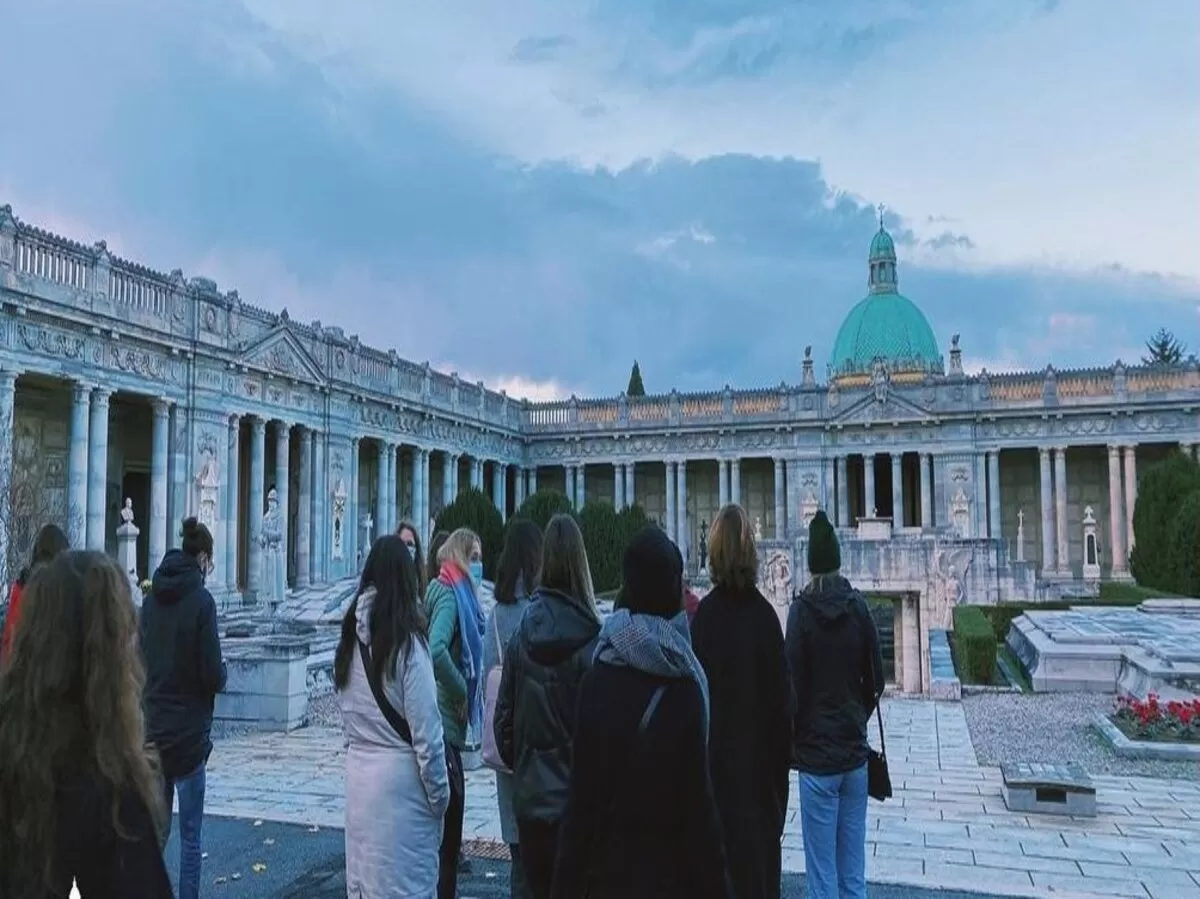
0 0 1196 399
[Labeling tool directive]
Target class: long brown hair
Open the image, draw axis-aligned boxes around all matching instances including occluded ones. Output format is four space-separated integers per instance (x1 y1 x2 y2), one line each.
708 503 759 592
396 520 427 596
0 551 165 893
541 514 600 624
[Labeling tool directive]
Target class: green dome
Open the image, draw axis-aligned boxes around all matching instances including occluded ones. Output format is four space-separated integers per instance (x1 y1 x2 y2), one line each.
869 228 895 259
828 222 942 379
829 292 941 377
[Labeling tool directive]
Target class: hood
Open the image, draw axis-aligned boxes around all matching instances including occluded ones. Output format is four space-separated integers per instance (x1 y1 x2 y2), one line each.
150 550 204 606
354 588 376 644
520 588 601 666
801 575 861 624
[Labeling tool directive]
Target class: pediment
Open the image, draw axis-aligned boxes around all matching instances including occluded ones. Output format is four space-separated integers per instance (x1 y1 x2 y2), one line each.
240 326 325 384
832 391 934 425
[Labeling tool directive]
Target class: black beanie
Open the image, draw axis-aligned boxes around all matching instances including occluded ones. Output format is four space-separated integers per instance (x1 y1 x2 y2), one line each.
622 526 683 619
806 510 841 576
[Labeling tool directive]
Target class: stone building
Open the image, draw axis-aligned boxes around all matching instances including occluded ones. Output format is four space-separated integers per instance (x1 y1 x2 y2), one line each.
2 202 1197 690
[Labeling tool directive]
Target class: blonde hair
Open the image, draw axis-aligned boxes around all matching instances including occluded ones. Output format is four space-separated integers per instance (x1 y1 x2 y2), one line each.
541 514 600 623
708 503 758 591
437 527 480 574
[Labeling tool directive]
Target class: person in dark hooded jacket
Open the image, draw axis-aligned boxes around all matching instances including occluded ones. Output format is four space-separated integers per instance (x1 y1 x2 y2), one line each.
494 514 601 899
785 510 883 899
140 517 227 899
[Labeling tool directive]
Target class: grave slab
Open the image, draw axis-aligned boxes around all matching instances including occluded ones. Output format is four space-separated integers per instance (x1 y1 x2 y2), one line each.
1000 761 1097 818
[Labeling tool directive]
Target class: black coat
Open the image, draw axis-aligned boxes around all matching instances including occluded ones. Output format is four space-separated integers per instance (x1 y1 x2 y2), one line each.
551 663 733 899
690 583 792 899
140 550 228 781
2 767 173 898
494 588 600 824
784 576 884 775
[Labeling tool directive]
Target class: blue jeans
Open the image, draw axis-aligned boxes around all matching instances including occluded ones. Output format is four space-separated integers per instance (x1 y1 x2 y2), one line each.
799 763 868 899
163 763 206 899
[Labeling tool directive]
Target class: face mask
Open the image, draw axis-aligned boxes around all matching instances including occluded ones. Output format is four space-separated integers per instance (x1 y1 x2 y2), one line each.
406 543 417 560
468 561 483 585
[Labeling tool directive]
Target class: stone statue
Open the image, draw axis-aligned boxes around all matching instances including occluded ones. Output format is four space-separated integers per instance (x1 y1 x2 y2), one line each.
804 345 811 361
754 516 763 541
871 359 890 404
120 497 135 527
950 486 970 538
259 487 286 612
931 547 972 629
1016 508 1025 562
116 499 140 606
951 333 960 350
195 442 220 538
699 520 708 571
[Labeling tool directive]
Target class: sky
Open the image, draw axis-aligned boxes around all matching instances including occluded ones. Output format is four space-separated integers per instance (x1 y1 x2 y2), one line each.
0 0 1197 401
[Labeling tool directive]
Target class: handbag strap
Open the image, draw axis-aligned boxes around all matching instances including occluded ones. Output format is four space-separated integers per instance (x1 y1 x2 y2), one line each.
358 638 413 746
874 703 887 758
492 614 505 667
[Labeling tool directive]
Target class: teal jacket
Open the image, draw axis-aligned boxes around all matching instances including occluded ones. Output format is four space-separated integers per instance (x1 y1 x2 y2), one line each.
425 578 468 749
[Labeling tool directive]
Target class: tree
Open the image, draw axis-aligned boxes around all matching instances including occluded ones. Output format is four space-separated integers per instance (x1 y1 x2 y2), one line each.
1129 452 1200 590
1143 328 1186 366
1164 491 1200 597
514 489 576 531
432 488 505 580
626 361 646 397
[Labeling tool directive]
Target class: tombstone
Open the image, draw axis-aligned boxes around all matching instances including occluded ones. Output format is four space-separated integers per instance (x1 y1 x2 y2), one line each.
1082 506 1101 582
1001 762 1096 818
1016 508 1026 562
116 498 140 607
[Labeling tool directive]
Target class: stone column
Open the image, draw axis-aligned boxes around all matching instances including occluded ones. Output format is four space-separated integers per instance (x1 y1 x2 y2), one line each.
376 441 388 541
891 453 903 526
1123 445 1137 558
224 414 240 592
774 457 786 539
86 388 112 551
566 465 577 509
441 452 453 508
576 464 586 509
496 463 508 515
864 453 877 518
613 462 624 510
1038 447 1054 576
0 371 16 589
528 466 538 496
665 462 677 542
314 431 327 584
1107 445 1126 576
1053 446 1069 575
68 384 91 549
349 439 360 568
418 449 430 541
718 459 730 508
835 455 849 527
902 597 921 693
919 453 932 530
247 418 266 595
624 462 635 508
296 427 311 590
987 451 1001 539
974 452 988 539
451 455 461 498
676 460 689 565
731 458 742 506
275 423 291 589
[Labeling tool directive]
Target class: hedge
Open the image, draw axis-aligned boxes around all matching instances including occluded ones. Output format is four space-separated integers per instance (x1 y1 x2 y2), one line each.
433 488 505 580
1165 491 1200 597
1130 453 1200 591
952 605 997 685
515 489 576 531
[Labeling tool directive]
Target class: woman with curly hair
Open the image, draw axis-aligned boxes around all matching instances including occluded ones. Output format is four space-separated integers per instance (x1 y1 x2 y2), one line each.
0 550 172 897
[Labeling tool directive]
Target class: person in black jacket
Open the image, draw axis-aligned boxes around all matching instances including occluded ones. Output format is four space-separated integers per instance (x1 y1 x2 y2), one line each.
691 504 792 899
141 517 228 899
0 550 173 898
785 511 883 899
494 514 602 899
552 526 732 899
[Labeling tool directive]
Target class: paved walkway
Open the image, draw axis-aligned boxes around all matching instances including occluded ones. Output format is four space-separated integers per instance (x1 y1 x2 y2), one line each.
205 699 1200 899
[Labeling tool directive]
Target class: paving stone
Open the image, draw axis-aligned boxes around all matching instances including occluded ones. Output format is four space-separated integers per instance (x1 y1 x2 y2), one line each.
1030 871 1152 897
972 850 1079 874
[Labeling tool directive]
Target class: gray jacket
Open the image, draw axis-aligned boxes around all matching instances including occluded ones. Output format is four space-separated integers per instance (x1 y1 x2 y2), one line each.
484 596 529 843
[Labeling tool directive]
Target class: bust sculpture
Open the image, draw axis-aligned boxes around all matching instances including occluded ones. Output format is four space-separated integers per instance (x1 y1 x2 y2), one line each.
120 497 135 527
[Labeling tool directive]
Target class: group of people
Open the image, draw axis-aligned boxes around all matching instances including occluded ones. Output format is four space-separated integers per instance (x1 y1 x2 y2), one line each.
0 517 227 898
338 504 883 899
0 496 882 899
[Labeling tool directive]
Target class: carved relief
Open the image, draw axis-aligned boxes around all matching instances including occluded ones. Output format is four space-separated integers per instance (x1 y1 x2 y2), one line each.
18 324 85 359
799 472 820 527
929 546 972 630
759 548 792 611
332 476 348 561
194 432 220 539
871 360 890 404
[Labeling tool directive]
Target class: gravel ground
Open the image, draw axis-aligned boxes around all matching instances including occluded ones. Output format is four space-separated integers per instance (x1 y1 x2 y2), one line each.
962 691 1198 779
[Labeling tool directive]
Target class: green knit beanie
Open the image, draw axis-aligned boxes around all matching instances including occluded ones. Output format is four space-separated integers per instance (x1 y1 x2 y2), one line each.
807 510 841 576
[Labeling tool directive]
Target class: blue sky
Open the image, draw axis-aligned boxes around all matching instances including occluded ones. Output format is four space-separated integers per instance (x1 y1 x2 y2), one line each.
0 0 1197 400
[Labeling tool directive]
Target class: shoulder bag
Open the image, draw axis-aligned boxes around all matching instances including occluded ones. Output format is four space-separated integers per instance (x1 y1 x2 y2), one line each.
481 617 509 772
358 638 413 745
863 610 892 801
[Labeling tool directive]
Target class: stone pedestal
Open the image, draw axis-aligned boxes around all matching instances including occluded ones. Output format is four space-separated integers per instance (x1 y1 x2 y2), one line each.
116 520 140 607
1082 506 1101 582
215 635 311 731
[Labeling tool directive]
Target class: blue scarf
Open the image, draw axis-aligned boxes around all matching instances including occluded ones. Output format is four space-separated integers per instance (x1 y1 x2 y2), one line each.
593 608 710 738
439 563 486 738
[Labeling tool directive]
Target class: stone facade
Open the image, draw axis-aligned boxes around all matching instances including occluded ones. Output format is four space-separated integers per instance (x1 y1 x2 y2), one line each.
2 202 1199 634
